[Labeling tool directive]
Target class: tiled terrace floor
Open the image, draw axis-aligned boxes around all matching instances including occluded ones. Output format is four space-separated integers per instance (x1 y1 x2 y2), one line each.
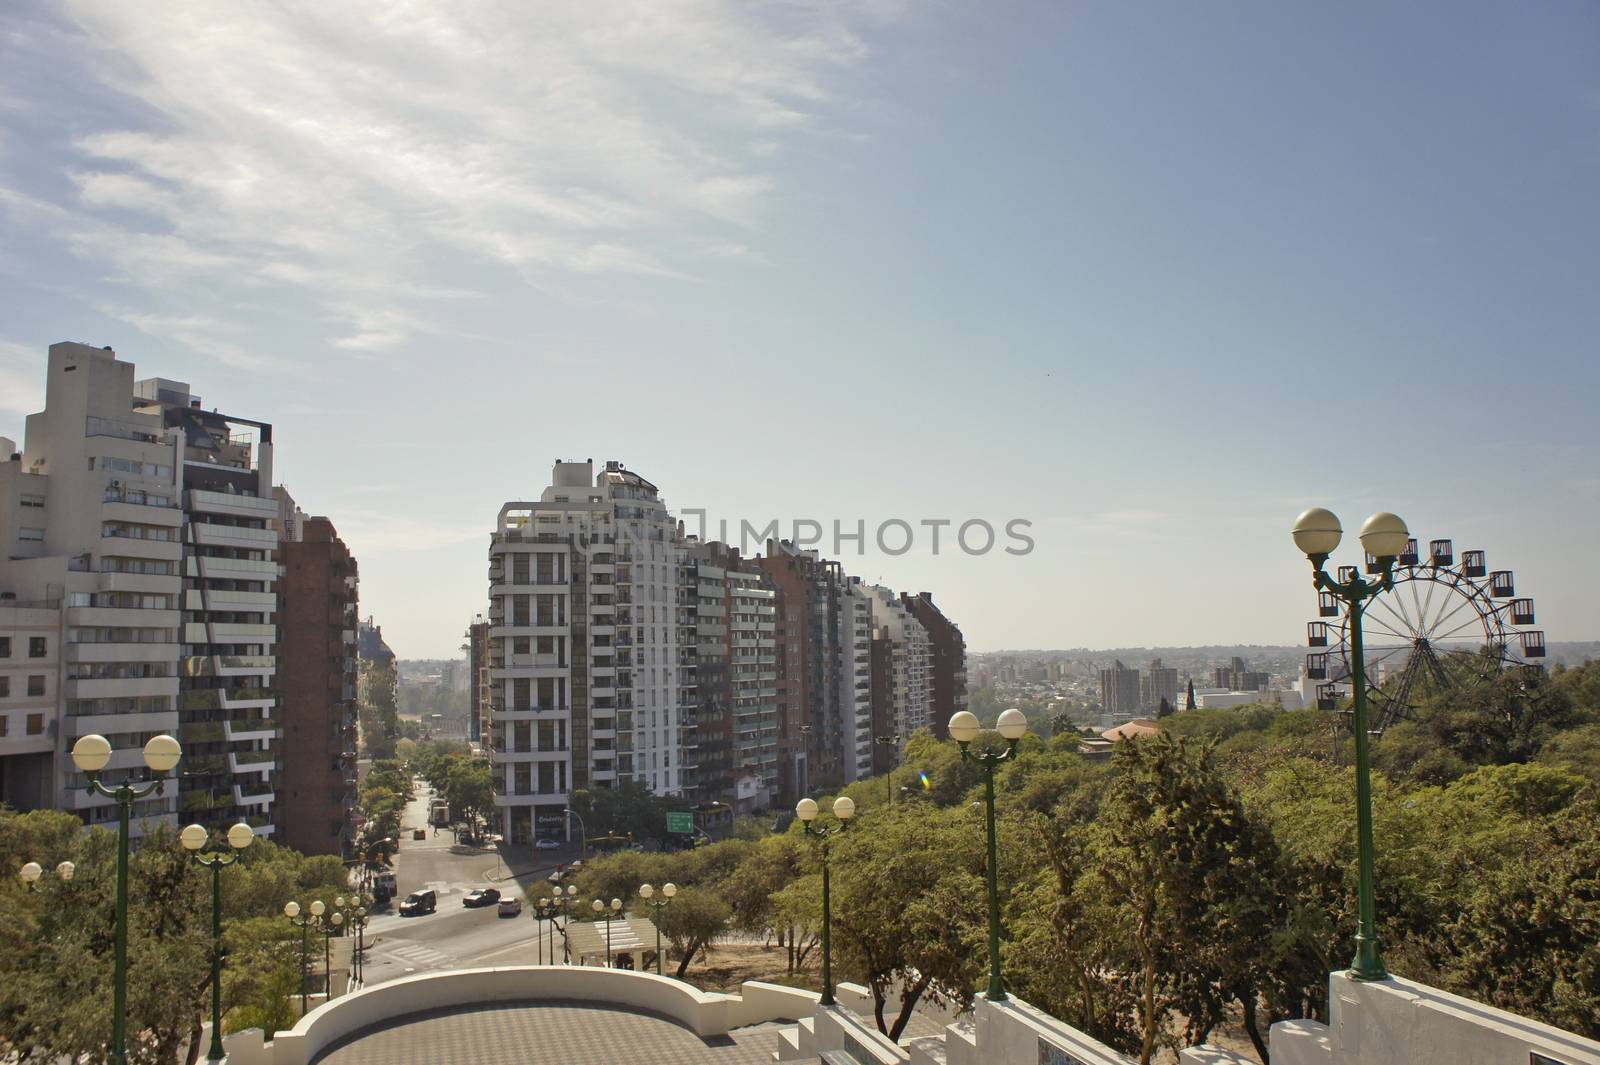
310 1000 784 1065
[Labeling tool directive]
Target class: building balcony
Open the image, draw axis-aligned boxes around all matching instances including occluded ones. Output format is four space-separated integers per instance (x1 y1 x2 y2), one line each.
229 751 276 776
232 784 275 808
188 489 278 519
64 675 177 700
190 523 276 551
224 718 279 742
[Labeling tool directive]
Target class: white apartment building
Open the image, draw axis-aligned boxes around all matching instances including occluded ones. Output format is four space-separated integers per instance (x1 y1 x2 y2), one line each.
835 578 875 781
0 600 62 811
0 342 282 837
865 584 931 759
487 460 682 846
0 342 184 832
133 379 281 836
728 566 778 810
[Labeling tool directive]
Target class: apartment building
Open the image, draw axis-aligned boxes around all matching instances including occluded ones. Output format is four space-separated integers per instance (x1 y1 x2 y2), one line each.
466 617 490 745
726 557 778 811
1141 658 1179 711
864 585 929 771
835 578 875 782
274 501 359 857
1099 660 1141 719
900 592 968 741
0 343 184 832
132 378 281 836
758 541 853 800
486 460 682 846
0 598 61 811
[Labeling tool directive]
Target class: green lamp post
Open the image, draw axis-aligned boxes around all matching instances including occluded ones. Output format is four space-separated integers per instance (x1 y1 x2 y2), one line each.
181 821 255 1061
874 735 900 805
71 732 182 1065
947 707 1027 1001
284 899 324 1013
558 885 578 963
320 905 345 999
795 794 856 1006
1293 507 1410 981
638 882 677 975
592 897 623 966
344 896 370 986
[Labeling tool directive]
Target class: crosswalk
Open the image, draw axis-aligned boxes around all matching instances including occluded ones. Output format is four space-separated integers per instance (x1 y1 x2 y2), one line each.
382 941 454 972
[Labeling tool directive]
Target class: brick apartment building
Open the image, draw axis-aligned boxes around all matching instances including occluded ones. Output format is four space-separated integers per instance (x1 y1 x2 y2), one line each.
275 512 359 856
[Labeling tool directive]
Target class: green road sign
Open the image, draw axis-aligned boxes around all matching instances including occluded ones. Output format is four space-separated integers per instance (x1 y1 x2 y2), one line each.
666 811 694 835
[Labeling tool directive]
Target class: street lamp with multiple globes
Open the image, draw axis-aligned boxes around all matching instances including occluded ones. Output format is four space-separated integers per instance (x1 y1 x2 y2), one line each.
555 884 579 962
1292 507 1410 981
795 795 856 1006
284 899 324 1014
592 897 623 966
17 860 75 891
321 904 345 999
343 895 371 986
534 897 560 964
70 732 181 1065
873 734 900 805
947 706 1027 1001
180 821 255 1062
638 882 677 976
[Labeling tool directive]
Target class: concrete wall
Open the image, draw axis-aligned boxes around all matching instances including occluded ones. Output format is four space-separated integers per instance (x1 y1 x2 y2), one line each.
254 966 816 1065
1268 973 1600 1065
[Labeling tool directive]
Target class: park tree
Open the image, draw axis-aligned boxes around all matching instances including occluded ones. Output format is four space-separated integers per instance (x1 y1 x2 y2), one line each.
0 810 347 1064
830 804 986 1040
1088 732 1287 1064
659 887 730 979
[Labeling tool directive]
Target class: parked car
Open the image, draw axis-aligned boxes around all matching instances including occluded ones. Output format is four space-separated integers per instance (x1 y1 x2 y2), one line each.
497 896 523 918
535 838 562 851
399 888 437 917
462 888 501 908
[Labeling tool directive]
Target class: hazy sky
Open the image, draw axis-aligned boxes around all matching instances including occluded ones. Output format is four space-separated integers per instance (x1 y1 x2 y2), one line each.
2 3 1596 658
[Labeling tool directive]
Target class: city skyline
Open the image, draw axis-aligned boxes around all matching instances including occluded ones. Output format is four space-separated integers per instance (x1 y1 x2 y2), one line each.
3 4 1598 659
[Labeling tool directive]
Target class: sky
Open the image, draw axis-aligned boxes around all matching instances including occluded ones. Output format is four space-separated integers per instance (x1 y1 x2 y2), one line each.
1 2 1596 659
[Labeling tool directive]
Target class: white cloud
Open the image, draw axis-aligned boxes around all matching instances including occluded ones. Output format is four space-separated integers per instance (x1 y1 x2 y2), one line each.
2 2 882 359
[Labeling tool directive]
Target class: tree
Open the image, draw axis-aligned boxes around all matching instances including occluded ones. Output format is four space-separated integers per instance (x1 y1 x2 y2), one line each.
570 781 671 846
1184 679 1196 711
830 805 985 1041
659 887 730 979
1156 696 1173 719
443 758 494 835
1088 733 1286 1064
0 811 347 1064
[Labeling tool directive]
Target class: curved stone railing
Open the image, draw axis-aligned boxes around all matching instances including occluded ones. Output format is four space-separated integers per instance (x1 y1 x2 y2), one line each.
267 965 806 1065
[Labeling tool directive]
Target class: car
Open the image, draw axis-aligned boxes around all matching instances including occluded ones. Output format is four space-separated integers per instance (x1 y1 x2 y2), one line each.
535 837 563 850
497 896 523 917
462 888 501 908
398 888 437 917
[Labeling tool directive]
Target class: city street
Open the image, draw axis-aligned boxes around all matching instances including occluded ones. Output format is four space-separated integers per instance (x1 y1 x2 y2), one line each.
357 780 574 986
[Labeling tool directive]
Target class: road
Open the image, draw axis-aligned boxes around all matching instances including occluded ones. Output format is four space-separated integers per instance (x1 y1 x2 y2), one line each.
357 779 577 986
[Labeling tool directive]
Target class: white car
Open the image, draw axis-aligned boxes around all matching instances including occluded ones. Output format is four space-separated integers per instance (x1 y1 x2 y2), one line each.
497 896 523 917
535 838 562 851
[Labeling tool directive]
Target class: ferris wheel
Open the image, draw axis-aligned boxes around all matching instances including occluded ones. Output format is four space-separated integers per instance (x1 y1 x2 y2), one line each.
1304 537 1546 733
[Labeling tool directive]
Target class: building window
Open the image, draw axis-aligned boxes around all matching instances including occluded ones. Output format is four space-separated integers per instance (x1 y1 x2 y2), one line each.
0 677 8 697
0 715 6 736
18 528 44 541
0 637 9 657
29 637 46 658
26 713 43 735
27 675 46 697
20 494 45 508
